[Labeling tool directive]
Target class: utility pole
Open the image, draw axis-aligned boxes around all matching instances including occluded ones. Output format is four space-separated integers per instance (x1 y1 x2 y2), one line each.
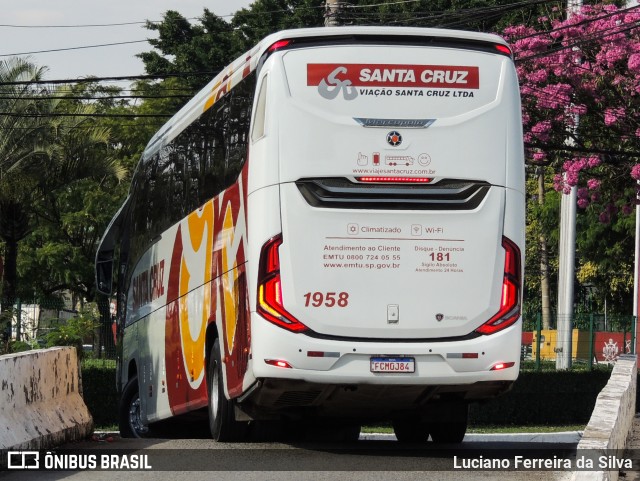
538 168 552 330
627 1 640 366
556 180 577 370
635 179 640 364
325 0 341 27
555 0 581 370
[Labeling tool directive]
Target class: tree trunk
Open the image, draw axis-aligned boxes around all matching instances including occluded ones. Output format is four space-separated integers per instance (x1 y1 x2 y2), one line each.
538 168 552 329
2 238 18 304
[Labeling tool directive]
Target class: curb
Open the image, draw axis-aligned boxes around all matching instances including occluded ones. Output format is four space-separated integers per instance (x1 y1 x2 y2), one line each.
571 355 637 481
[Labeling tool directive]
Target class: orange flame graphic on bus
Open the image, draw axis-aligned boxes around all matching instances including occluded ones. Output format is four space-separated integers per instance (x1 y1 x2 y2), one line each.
165 167 250 412
177 203 214 388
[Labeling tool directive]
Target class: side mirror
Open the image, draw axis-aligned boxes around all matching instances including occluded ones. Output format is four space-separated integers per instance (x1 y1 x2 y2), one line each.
96 251 114 295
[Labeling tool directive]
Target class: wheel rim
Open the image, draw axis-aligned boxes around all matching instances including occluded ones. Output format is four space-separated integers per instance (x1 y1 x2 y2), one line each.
128 394 149 437
210 360 219 421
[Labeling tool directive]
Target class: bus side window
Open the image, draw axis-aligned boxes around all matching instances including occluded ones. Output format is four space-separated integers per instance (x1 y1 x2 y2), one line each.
225 93 252 185
197 71 256 205
128 169 150 268
251 75 268 142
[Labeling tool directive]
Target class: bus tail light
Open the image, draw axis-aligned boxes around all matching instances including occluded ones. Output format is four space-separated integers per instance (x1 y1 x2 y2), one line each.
267 40 292 53
257 235 308 333
475 237 521 335
495 44 513 57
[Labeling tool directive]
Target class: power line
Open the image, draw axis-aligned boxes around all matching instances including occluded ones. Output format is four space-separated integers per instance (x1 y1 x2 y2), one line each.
508 3 640 42
0 71 219 86
0 2 329 30
0 0 561 59
341 0 561 26
344 0 422 8
525 142 640 159
0 111 172 118
0 94 190 101
515 19 640 63
0 39 150 58
0 20 158 28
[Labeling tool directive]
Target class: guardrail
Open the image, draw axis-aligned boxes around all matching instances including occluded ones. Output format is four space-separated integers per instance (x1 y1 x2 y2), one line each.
0 346 93 450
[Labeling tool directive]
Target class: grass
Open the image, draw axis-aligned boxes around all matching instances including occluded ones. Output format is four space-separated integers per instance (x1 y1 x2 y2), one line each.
94 424 118 432
466 425 585 434
361 424 585 434
94 423 586 435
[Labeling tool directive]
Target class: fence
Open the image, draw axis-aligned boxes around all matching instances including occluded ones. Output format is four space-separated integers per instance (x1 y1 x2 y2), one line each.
521 313 636 369
1 297 116 359
3 301 636 366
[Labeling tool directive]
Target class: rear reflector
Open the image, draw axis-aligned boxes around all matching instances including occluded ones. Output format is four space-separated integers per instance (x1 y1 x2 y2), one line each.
264 359 293 369
307 351 340 358
257 235 308 333
490 362 515 371
446 353 479 359
356 176 433 183
475 236 521 335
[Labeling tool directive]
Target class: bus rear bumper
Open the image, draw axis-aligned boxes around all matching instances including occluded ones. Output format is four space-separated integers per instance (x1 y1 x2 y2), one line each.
242 315 521 419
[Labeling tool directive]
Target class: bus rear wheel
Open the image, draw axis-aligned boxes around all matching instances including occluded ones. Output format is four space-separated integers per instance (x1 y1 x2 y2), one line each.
392 419 430 443
207 338 248 442
119 376 150 438
427 402 469 444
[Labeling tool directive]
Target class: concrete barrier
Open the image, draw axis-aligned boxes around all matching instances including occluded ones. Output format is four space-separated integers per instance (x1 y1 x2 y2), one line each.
572 354 637 481
0 346 93 450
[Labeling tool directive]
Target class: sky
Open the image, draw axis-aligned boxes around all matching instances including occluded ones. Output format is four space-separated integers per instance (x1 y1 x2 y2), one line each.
0 0 254 80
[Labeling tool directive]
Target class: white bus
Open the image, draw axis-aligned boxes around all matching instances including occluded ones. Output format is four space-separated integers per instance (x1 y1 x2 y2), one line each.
96 26 525 443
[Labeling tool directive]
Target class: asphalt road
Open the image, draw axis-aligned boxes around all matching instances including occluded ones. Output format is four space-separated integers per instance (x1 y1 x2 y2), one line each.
2 431 580 481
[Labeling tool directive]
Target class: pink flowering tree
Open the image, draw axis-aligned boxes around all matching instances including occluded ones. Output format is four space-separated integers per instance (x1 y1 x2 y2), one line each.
503 3 640 315
505 3 640 211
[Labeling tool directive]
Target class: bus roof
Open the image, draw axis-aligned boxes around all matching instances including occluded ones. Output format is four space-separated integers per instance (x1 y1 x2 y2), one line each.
143 26 510 159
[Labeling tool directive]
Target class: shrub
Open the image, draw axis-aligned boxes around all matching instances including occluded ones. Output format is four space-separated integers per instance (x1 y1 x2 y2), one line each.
46 306 100 359
79 361 618 429
81 358 118 427
470 370 612 426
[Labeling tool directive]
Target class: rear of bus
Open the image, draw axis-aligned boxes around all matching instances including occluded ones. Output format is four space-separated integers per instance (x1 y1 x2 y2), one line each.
244 28 524 435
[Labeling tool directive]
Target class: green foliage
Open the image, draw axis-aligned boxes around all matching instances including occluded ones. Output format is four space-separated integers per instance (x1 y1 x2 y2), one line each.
45 305 100 358
8 340 34 353
324 0 565 31
470 369 612 426
81 359 615 429
232 0 324 46
0 306 42 354
18 178 128 300
573 193 635 314
81 358 118 427
0 66 128 302
523 168 560 316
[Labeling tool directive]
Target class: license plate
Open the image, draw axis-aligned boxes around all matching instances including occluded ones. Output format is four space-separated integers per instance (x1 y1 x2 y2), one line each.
370 357 415 373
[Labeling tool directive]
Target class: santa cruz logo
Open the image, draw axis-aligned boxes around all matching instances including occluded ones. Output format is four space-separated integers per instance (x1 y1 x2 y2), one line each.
386 131 402 146
317 66 358 101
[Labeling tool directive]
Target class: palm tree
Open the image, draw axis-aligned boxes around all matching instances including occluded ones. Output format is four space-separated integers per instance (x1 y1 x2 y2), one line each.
0 58 50 303
0 59 125 304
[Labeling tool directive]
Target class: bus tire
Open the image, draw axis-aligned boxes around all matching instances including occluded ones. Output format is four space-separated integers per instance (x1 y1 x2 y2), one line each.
340 424 362 442
119 376 150 438
208 338 248 442
392 419 429 443
427 403 468 444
